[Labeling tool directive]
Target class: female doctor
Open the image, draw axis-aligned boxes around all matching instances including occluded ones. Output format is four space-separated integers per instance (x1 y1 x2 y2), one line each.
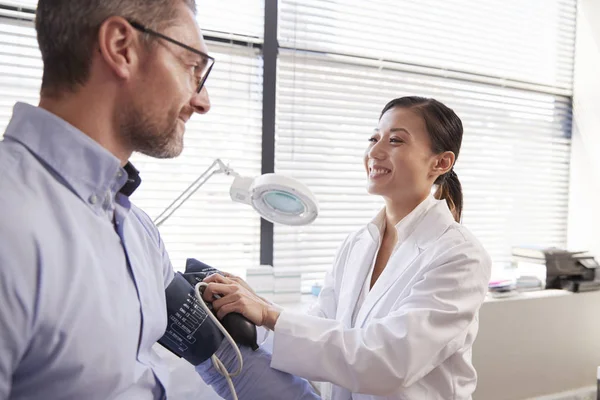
203 96 492 400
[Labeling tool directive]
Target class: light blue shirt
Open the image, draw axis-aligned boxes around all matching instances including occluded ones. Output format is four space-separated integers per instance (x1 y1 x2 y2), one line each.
0 103 319 400
0 103 174 399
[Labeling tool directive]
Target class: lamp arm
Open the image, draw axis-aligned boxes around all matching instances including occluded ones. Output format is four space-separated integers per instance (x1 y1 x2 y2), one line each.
153 159 238 227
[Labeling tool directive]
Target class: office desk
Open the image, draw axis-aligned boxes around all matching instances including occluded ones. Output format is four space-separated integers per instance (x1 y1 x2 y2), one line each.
473 290 600 400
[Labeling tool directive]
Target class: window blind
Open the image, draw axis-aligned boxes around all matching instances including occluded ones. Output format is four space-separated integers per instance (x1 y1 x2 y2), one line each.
197 0 264 42
275 0 576 291
2 0 36 6
0 1 35 20
0 18 41 134
279 0 576 90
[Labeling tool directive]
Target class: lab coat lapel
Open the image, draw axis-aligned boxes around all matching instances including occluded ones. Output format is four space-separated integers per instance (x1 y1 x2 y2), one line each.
353 239 421 327
353 201 455 327
336 230 378 328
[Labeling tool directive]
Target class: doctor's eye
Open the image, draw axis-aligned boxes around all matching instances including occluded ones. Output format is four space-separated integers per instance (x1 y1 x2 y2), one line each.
368 136 378 143
390 137 405 144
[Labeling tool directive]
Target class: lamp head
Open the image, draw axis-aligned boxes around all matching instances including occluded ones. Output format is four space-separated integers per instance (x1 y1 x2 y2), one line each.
230 173 318 226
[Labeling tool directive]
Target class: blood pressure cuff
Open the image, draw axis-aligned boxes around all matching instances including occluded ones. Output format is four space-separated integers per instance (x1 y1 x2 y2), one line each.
181 258 259 351
183 258 221 279
158 272 224 366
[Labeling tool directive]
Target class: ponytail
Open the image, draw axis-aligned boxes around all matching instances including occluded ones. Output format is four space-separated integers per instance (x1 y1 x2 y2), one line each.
434 170 463 223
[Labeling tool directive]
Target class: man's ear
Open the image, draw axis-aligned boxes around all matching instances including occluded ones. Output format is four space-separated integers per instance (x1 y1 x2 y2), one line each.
96 17 140 81
431 151 455 177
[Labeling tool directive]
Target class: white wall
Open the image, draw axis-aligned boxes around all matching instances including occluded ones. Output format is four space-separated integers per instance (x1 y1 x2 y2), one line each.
568 0 600 258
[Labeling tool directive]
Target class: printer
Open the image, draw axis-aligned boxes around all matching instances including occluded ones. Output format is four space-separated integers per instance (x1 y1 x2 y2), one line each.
512 247 600 292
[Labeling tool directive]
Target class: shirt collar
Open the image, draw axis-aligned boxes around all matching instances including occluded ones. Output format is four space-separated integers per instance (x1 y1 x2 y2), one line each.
120 162 142 196
4 102 141 202
366 195 438 244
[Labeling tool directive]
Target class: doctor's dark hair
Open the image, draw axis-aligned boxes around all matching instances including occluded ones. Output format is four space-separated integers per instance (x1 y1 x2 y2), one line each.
36 0 196 97
380 96 464 223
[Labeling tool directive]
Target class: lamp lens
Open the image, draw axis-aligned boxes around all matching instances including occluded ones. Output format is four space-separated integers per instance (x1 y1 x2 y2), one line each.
263 191 305 215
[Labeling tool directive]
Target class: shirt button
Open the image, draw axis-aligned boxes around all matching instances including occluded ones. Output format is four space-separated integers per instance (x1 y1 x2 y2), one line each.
89 194 98 204
117 171 124 179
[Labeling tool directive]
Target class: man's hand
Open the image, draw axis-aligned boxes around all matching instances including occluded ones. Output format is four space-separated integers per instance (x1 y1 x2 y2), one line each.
202 274 281 330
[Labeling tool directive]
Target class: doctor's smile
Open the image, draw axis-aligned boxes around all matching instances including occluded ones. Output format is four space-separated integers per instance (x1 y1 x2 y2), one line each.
367 165 392 179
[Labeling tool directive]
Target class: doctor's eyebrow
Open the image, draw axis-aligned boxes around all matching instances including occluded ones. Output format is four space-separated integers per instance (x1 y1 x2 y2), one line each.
373 127 412 136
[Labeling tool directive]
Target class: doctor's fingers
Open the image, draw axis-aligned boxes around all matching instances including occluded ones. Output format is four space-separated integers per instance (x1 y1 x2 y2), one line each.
211 286 263 315
213 295 266 325
211 292 244 315
221 272 256 294
220 271 238 279
202 282 238 302
203 273 232 284
214 302 249 321
204 273 257 296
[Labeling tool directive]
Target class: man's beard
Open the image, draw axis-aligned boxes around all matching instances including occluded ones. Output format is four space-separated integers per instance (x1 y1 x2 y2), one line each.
119 103 183 159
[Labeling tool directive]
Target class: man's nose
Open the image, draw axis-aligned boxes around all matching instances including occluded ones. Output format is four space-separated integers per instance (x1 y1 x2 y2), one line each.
191 86 211 114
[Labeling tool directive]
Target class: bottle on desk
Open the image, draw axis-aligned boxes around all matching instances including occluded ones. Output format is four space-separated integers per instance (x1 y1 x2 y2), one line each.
311 281 322 297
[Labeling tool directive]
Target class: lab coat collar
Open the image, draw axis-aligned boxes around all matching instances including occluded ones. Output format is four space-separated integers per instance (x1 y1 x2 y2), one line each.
353 199 456 327
411 199 456 250
365 195 438 247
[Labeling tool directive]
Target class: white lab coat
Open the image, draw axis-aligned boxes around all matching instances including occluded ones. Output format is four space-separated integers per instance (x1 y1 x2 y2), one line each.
270 198 491 400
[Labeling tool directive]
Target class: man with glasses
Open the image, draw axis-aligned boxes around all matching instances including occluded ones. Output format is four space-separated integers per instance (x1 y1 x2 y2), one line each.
0 0 317 399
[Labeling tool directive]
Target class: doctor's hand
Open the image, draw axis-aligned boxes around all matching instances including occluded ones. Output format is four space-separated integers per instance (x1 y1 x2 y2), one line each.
202 274 282 330
217 271 256 296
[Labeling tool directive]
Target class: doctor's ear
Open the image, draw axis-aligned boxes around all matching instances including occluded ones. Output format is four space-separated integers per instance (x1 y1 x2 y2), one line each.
431 151 455 177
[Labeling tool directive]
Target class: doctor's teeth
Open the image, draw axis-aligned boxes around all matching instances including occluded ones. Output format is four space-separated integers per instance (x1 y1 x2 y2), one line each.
371 169 390 176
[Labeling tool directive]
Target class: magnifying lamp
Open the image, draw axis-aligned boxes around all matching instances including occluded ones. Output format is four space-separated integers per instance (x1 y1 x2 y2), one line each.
153 159 319 227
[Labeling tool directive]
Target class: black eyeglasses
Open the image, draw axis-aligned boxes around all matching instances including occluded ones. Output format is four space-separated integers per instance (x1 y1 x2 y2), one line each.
128 20 215 94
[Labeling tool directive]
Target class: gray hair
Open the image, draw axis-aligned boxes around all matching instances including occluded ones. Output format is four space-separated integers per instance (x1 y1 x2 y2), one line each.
36 0 196 97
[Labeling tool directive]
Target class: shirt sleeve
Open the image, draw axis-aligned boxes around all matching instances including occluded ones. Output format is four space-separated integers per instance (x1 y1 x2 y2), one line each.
157 229 175 288
130 204 175 288
0 209 39 399
195 340 320 400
